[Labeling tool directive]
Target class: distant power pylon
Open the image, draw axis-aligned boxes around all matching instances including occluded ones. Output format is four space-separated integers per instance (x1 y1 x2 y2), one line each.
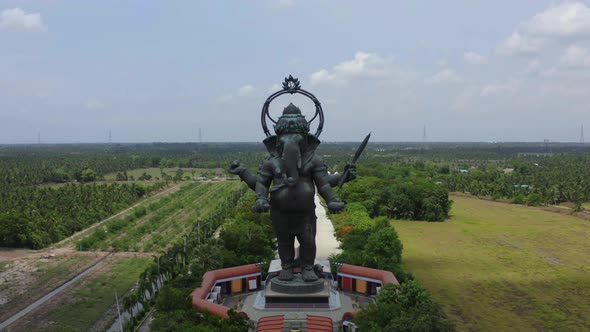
108 130 112 144
422 125 427 142
198 128 202 143
580 124 585 143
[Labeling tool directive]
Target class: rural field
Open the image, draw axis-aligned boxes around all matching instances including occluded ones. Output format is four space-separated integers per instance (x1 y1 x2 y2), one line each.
393 194 590 331
0 180 244 331
4 256 152 332
73 181 242 253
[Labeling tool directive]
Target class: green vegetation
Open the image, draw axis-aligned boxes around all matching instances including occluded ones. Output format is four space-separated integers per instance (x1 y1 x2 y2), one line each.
3 142 590 330
219 191 275 267
394 194 590 331
331 167 453 329
0 182 164 249
114 184 250 331
356 282 453 332
38 258 151 332
443 155 590 207
104 167 224 181
77 182 242 252
342 163 452 221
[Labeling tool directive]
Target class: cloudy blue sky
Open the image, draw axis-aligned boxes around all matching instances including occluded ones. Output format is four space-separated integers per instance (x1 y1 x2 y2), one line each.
1 0 590 143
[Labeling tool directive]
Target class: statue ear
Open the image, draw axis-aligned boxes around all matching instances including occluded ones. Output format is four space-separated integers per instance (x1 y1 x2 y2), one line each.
306 134 321 151
263 136 279 156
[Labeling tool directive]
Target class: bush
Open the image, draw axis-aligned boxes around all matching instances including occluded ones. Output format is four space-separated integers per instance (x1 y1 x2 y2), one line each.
356 282 454 332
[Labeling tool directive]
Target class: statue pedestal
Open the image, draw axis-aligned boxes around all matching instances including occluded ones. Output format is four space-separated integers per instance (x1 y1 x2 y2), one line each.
265 274 330 307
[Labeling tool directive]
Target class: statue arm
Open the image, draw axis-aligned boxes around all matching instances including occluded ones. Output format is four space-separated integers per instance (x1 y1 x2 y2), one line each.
327 164 357 187
312 159 345 213
254 161 273 212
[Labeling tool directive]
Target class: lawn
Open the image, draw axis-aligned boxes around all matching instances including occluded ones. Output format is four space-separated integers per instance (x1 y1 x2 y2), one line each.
392 194 590 331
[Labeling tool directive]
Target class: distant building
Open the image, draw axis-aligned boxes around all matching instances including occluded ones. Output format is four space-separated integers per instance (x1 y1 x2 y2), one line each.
459 169 469 174
503 168 514 174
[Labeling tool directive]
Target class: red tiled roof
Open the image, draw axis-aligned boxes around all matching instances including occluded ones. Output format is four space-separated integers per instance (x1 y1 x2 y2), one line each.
191 264 261 319
339 264 399 285
256 315 284 332
307 315 333 332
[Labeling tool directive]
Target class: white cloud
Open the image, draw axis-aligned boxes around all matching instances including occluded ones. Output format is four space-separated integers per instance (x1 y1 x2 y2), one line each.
268 83 281 92
498 2 590 56
237 84 255 97
84 99 105 110
497 32 541 56
217 84 256 103
425 69 462 85
525 2 590 38
560 45 590 67
0 8 47 32
463 51 488 65
309 51 393 86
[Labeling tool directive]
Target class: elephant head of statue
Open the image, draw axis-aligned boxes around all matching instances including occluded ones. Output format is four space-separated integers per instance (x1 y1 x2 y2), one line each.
263 103 320 187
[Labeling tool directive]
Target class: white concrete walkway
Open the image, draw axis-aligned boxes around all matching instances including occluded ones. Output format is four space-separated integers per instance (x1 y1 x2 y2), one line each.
314 195 341 260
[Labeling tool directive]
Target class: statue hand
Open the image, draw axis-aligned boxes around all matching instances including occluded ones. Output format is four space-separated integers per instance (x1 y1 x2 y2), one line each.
254 198 271 213
229 160 247 175
344 164 357 182
327 200 345 214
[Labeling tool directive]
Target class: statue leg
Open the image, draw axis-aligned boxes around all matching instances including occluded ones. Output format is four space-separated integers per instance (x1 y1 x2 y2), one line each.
277 232 296 269
272 210 296 270
297 215 319 281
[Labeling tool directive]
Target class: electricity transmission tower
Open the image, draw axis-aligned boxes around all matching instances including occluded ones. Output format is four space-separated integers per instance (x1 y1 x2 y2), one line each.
422 125 427 142
198 128 202 143
108 130 112 144
581 124 585 144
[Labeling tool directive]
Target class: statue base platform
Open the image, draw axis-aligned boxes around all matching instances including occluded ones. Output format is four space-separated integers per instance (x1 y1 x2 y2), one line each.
265 274 329 305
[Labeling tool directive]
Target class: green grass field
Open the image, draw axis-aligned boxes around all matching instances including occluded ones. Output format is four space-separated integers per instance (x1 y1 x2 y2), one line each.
37 258 151 332
81 181 242 252
393 194 590 331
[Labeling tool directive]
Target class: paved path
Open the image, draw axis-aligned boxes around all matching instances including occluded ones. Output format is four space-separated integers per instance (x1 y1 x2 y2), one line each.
314 195 341 260
0 254 112 331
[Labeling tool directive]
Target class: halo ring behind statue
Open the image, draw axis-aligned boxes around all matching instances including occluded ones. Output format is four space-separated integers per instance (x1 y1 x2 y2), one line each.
261 75 324 138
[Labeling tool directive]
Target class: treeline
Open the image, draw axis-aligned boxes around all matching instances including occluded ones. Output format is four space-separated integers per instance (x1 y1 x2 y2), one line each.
442 154 590 208
0 182 164 249
341 163 452 221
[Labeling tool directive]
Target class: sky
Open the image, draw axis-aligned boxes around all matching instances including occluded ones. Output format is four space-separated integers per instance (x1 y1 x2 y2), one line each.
1 0 590 143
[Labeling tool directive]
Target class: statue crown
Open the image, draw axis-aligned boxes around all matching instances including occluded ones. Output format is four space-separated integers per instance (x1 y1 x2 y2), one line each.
274 103 309 135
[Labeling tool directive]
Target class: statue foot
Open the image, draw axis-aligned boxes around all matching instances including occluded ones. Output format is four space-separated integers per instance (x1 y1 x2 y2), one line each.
327 200 345 213
278 268 294 281
302 265 319 282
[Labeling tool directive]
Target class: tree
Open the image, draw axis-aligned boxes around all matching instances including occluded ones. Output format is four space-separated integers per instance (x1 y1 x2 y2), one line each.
174 168 184 181
80 168 96 182
355 282 454 332
220 219 275 267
